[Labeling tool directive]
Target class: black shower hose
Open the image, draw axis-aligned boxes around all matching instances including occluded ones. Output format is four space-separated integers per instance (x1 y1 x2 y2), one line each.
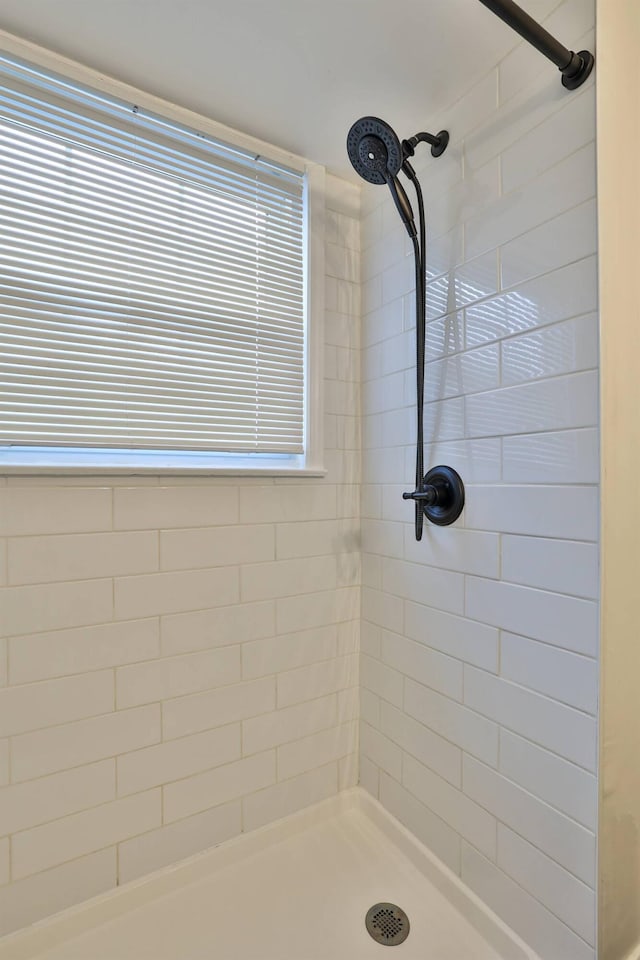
403 163 427 541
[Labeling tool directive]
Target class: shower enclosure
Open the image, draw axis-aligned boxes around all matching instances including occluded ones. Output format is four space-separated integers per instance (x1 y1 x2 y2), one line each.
1 0 638 957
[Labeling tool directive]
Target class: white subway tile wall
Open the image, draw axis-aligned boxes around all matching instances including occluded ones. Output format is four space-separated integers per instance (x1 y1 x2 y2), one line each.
359 1 598 957
0 176 361 936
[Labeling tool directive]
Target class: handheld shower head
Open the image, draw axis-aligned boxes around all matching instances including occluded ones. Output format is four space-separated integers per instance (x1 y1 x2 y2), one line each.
347 116 416 238
346 116 403 184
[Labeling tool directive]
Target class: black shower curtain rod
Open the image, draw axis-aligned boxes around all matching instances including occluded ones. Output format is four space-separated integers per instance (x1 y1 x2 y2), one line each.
477 0 594 90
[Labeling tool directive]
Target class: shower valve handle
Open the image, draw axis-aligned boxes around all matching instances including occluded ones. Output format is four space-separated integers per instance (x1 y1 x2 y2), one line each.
402 466 466 528
402 485 440 505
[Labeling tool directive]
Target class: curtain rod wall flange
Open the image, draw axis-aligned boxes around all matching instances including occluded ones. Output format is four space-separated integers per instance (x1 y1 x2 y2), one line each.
478 0 595 90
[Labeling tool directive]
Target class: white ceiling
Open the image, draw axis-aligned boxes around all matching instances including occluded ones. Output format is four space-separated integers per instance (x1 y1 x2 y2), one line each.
0 0 559 180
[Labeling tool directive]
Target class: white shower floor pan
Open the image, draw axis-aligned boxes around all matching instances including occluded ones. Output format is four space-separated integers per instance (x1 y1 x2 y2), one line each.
0 789 538 960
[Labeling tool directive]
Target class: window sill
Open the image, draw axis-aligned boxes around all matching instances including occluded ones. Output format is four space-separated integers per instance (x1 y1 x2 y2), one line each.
0 448 327 477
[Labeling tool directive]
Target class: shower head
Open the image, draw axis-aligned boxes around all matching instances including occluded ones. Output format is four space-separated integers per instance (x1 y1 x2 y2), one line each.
347 116 416 238
346 116 403 185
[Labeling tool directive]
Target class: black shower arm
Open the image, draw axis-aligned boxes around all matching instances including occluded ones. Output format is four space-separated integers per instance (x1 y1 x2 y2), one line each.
402 131 449 159
477 0 594 90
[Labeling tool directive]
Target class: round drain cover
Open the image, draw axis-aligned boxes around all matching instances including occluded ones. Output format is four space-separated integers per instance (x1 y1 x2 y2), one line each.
365 902 410 946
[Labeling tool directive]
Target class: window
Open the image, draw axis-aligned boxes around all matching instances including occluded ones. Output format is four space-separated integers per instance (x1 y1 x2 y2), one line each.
0 44 324 474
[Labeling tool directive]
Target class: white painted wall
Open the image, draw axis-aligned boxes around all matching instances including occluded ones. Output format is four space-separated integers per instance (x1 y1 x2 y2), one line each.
358 2 598 958
0 0 564 181
0 174 361 936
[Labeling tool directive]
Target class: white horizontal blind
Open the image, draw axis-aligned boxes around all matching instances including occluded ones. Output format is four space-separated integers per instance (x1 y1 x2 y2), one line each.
0 53 306 455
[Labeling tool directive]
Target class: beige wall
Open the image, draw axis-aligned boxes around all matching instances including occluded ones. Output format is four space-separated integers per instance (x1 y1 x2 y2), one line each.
598 2 640 958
